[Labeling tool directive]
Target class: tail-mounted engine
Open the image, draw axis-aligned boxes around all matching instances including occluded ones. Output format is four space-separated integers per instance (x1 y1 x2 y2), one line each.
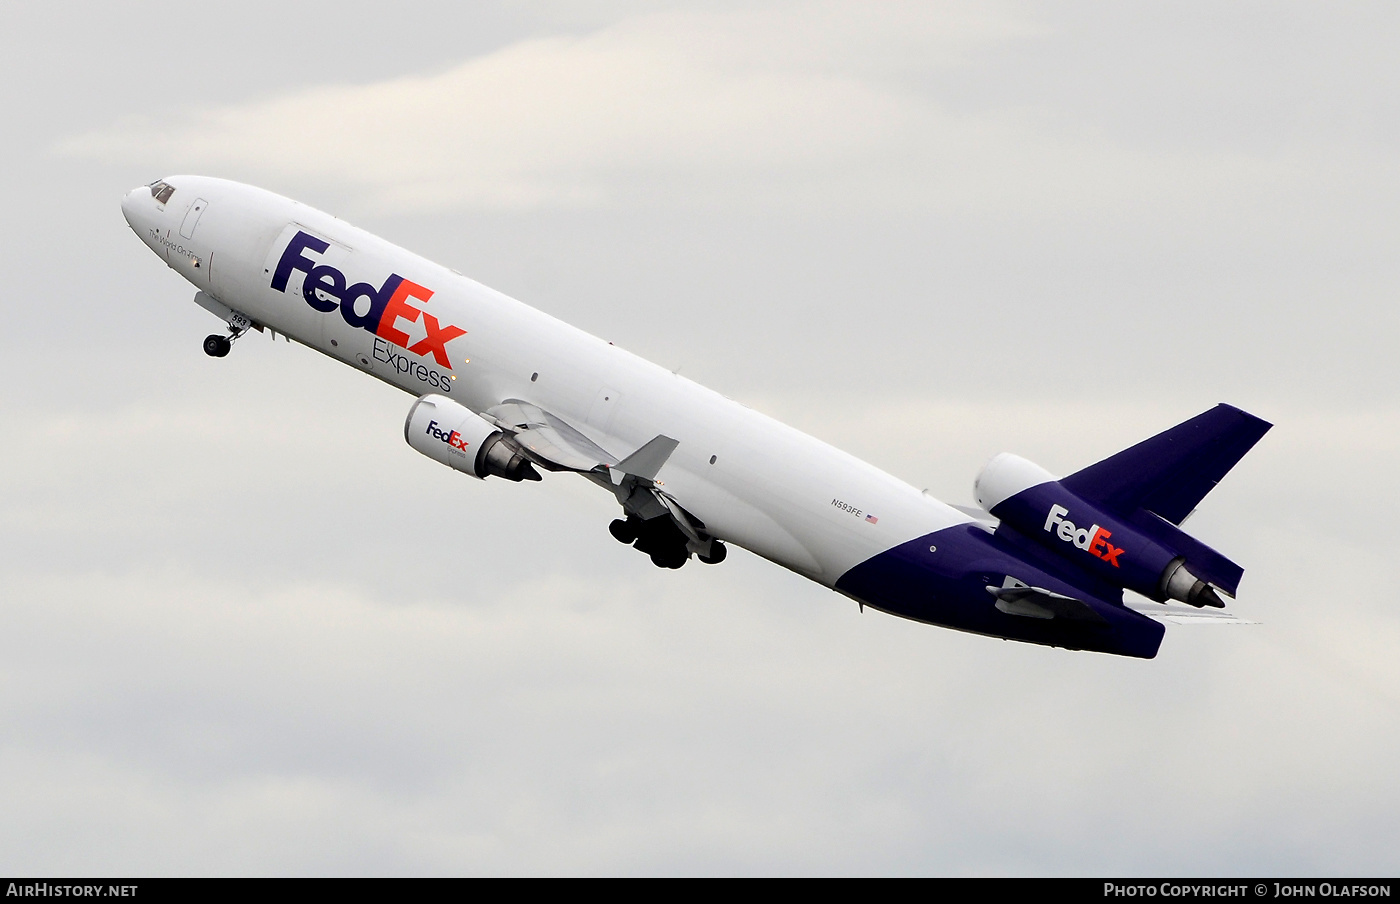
971 405 1270 607
405 394 540 482
975 453 1226 607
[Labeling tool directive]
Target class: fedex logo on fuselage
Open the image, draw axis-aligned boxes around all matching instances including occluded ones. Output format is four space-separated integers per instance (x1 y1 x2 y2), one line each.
425 420 470 453
1044 504 1123 567
272 231 465 368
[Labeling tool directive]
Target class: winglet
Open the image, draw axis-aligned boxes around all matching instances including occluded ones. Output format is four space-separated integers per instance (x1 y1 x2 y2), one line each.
614 435 679 482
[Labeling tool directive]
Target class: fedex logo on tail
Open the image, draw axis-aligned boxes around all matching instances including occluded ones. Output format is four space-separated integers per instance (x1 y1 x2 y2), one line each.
272 231 465 368
1044 504 1123 567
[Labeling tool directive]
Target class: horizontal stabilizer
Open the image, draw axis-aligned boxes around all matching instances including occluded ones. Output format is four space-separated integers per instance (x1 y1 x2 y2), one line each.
1061 403 1271 525
987 580 1108 624
1125 599 1258 626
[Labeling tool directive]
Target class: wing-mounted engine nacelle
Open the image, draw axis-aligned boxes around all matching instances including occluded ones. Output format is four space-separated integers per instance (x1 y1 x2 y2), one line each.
405 394 540 482
974 453 1225 608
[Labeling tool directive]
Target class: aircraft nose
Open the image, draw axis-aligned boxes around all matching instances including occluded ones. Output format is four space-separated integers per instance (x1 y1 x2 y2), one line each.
121 185 146 230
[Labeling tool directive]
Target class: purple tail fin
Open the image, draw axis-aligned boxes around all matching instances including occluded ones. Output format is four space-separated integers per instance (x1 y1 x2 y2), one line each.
1061 403 1272 525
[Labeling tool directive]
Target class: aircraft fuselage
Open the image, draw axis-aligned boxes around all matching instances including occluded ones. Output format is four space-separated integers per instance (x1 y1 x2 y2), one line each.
121 176 1236 659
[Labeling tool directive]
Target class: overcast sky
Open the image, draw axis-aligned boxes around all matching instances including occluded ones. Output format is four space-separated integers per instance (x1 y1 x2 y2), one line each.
1 1 1397 876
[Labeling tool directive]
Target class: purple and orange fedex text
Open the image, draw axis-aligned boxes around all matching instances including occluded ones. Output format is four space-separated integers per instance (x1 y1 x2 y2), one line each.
424 419 470 453
271 231 466 368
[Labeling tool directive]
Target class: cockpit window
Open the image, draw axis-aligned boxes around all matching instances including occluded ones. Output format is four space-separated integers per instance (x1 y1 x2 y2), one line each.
148 181 176 204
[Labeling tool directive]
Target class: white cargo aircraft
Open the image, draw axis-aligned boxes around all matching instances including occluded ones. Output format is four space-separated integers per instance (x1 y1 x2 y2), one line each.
122 177 1270 658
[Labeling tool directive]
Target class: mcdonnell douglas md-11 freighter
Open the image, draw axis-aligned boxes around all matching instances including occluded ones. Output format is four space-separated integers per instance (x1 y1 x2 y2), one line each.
122 177 1270 659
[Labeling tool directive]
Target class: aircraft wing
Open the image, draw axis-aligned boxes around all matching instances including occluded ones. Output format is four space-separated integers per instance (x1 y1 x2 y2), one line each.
949 503 997 533
987 582 1108 624
482 400 715 556
485 400 619 472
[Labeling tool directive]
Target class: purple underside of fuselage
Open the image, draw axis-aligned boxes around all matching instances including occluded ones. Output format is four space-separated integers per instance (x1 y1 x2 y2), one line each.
833 524 1166 659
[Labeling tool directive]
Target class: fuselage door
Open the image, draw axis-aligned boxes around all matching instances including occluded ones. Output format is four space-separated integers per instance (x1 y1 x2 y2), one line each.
179 198 208 240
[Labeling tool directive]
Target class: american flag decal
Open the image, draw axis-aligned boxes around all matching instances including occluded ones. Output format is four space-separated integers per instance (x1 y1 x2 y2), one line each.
865 514 878 524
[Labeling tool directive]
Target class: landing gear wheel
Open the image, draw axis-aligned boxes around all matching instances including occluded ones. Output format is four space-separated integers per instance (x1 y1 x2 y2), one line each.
609 518 638 544
698 541 727 565
203 334 231 357
650 548 688 569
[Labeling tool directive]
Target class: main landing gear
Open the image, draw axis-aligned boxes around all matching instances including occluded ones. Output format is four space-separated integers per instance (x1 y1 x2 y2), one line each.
609 516 727 569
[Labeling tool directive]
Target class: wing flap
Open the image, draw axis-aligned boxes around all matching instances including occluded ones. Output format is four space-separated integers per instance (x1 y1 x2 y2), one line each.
614 435 679 482
486 400 618 471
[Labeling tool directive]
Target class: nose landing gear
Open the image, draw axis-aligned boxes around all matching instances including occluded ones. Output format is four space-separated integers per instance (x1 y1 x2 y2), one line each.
203 312 254 358
203 334 232 357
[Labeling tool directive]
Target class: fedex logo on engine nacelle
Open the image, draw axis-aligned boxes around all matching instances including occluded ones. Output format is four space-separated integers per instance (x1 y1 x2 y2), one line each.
272 231 465 369
1044 504 1123 567
425 419 470 453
